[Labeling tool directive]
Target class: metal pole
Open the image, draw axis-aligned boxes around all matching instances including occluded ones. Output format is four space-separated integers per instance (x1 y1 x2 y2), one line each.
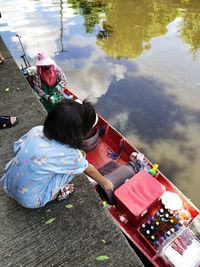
16 34 31 67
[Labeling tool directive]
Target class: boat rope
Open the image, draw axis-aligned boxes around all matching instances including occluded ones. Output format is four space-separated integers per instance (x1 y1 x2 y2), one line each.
107 139 125 160
107 147 120 160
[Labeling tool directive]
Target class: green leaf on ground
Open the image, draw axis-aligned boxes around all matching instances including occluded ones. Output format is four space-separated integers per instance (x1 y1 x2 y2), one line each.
96 255 110 262
45 209 51 213
65 204 73 209
45 218 55 224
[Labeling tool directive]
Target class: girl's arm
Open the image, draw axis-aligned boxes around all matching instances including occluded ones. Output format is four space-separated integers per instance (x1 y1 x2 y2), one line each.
84 164 114 192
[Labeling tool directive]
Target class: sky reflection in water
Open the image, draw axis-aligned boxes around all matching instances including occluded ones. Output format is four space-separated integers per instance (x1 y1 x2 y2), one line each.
0 0 200 207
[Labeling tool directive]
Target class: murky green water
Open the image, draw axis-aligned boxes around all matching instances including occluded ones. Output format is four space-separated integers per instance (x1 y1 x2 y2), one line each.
1 0 200 207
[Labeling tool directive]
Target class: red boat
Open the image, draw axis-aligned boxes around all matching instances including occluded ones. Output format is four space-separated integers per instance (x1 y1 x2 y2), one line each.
25 65 200 266
62 88 200 267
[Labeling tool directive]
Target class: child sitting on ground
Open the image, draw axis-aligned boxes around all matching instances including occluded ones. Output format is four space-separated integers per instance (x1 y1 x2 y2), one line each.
0 99 114 208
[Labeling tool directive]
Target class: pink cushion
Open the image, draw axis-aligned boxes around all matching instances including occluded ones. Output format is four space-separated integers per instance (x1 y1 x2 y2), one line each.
114 171 165 216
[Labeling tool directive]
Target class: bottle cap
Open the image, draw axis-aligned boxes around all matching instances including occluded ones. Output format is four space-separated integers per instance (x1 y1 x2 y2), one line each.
174 224 180 231
170 228 175 234
146 230 151 235
155 211 160 217
169 210 174 216
160 208 164 214
161 217 165 223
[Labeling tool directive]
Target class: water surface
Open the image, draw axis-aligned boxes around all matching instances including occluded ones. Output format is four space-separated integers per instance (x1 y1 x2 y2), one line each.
0 0 200 207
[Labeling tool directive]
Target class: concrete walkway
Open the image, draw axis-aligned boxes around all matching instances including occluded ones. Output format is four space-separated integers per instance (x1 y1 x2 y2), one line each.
0 36 144 267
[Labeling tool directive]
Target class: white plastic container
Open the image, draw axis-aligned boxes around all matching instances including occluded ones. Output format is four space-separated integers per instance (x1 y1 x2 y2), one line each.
161 228 200 267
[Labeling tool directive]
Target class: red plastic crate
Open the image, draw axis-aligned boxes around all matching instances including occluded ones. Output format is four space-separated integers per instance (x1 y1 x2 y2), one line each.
114 171 166 226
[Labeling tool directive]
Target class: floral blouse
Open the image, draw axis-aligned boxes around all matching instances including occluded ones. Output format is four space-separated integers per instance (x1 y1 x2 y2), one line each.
33 65 67 97
0 126 88 208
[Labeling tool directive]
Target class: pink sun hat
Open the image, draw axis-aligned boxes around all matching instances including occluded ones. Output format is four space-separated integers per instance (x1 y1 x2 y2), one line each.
36 51 55 66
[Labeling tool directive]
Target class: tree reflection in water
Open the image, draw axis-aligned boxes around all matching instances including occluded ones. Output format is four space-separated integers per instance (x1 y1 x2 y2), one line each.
68 0 200 59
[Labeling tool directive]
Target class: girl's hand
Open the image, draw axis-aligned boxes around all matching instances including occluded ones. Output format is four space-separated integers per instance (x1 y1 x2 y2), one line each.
102 179 114 192
84 164 114 192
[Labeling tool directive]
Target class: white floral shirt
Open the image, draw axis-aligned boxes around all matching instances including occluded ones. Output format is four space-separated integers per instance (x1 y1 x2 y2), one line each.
0 126 88 208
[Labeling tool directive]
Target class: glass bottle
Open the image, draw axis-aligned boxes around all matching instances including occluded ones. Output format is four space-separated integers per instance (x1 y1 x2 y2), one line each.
164 213 170 222
159 208 165 217
140 223 146 233
154 220 160 230
154 211 160 220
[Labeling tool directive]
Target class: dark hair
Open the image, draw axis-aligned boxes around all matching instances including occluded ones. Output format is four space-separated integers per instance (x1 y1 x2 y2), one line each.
79 99 96 135
43 99 96 148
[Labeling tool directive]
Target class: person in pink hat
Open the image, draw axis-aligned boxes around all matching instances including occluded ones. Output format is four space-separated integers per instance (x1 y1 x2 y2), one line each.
33 52 67 112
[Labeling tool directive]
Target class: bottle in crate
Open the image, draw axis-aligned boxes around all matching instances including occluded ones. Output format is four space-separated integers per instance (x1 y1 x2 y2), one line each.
164 230 172 240
150 225 155 233
146 219 152 228
153 240 160 250
174 223 180 232
144 229 151 238
168 210 174 218
164 213 170 222
159 236 165 245
160 217 166 224
150 216 156 223
154 220 161 230
150 235 161 250
170 228 175 235
140 223 147 233
168 218 175 227
178 220 184 227
159 208 165 217
150 235 156 243
154 211 161 220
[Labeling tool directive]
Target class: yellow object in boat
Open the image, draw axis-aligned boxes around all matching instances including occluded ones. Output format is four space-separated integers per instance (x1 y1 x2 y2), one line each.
152 164 159 172
149 163 159 175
